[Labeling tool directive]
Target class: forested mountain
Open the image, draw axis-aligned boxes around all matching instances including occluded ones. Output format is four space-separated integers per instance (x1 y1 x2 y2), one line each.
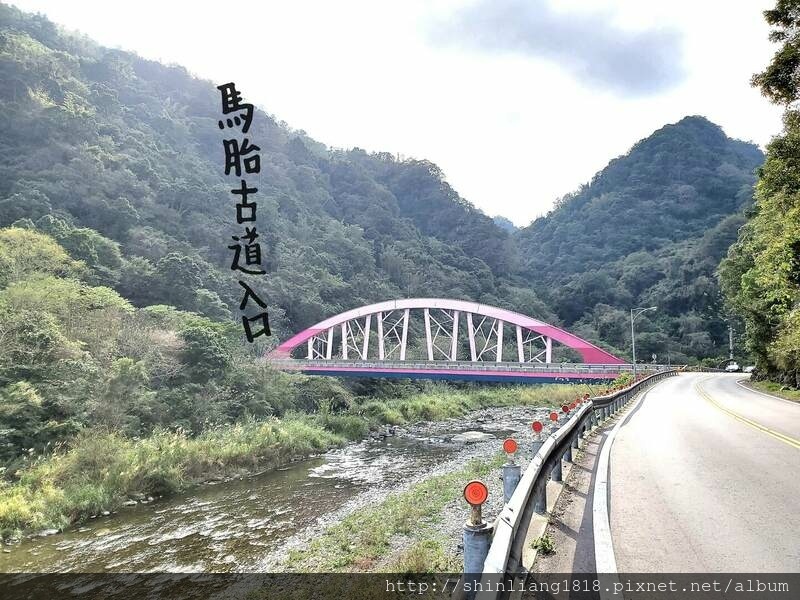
0 2 764 372
0 3 536 347
513 116 763 363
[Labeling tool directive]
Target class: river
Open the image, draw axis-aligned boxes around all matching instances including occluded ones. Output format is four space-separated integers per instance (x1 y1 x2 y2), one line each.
0 405 550 573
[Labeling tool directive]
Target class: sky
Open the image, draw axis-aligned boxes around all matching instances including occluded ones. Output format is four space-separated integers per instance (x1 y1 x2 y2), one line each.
9 0 785 225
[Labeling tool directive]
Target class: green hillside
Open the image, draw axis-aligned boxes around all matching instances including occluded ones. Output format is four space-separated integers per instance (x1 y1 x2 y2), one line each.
0 3 534 345
514 116 764 363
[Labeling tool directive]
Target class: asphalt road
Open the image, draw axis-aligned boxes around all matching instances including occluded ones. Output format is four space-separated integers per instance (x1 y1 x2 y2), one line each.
609 372 800 572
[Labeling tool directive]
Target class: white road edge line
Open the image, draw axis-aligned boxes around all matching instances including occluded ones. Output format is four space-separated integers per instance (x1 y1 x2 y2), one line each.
593 386 654 585
734 378 799 407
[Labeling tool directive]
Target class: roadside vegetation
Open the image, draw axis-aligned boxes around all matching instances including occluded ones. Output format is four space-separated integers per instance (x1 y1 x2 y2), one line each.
720 2 800 389
745 380 800 404
531 534 555 555
285 455 505 572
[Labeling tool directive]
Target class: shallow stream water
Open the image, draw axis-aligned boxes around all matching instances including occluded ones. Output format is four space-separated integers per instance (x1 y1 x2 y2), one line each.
0 406 550 573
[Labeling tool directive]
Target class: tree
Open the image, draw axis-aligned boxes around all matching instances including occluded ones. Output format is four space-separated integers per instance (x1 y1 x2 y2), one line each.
0 381 78 461
91 358 153 432
752 0 800 104
0 303 80 384
154 253 205 309
719 0 800 385
0 190 52 224
194 288 230 321
179 325 231 382
0 227 82 288
35 216 122 285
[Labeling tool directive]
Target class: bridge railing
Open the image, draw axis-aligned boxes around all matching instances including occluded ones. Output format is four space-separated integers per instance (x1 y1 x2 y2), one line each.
267 358 675 374
472 369 678 599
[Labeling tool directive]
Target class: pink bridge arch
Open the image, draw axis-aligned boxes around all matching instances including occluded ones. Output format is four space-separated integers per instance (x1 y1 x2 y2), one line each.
269 298 623 364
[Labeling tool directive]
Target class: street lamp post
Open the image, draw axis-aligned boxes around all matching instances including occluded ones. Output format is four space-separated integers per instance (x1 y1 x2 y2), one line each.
630 306 657 378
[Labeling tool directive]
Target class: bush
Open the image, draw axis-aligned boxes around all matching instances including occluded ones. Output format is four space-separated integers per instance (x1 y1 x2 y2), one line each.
532 534 555 555
292 377 354 413
318 413 370 440
611 372 633 387
358 400 405 425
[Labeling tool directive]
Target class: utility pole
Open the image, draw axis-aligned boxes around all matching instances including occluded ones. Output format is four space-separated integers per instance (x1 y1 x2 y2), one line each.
729 324 734 361
630 306 657 378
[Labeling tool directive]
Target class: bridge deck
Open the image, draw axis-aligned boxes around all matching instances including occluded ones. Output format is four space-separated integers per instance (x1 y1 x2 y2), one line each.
268 360 671 384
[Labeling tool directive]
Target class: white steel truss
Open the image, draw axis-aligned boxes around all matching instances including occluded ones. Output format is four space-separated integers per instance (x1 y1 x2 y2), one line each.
304 308 553 364
376 309 409 360
467 313 504 362
341 315 371 360
423 308 460 361
307 327 335 359
516 326 552 363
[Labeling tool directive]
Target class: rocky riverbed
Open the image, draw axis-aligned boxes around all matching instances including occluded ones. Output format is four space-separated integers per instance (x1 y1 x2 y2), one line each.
260 404 551 571
0 404 553 573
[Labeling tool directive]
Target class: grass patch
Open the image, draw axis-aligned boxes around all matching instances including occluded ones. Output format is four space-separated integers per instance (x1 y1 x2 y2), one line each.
747 380 800 403
286 453 505 572
0 417 344 539
357 384 581 427
531 533 555 555
389 538 461 573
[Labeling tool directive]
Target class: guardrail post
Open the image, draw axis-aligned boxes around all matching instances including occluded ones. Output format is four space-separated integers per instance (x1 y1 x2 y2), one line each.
551 453 563 482
463 481 492 600
502 438 521 504
564 442 573 463
502 462 521 504
571 432 580 450
532 468 547 514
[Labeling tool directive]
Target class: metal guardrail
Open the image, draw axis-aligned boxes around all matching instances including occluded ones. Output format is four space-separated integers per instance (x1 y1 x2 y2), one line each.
269 358 678 374
474 369 679 599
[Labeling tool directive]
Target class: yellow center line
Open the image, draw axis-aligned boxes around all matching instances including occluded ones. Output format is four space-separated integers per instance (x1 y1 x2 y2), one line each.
695 379 800 451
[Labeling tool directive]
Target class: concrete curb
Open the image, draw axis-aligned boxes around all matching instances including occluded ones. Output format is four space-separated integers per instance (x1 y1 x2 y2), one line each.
519 451 578 570
592 387 653 598
735 378 800 406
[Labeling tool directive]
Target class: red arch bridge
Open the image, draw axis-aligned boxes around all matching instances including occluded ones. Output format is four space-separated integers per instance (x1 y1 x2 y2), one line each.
267 298 667 384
